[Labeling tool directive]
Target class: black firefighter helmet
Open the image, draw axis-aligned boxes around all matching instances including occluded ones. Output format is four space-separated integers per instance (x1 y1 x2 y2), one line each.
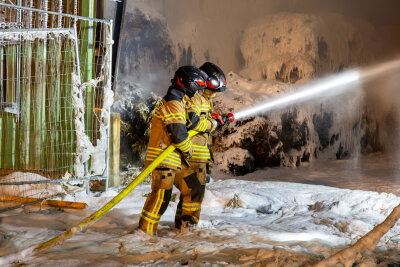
171 65 207 97
199 62 227 92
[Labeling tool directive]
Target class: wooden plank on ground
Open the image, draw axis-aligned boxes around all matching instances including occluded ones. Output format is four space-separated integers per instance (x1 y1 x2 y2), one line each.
0 195 87 209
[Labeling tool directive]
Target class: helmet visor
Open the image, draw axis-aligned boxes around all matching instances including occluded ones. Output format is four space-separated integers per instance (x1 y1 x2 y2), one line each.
206 77 227 92
214 85 226 92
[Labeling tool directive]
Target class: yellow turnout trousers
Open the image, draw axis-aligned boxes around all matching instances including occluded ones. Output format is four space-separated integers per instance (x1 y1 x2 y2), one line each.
139 168 175 236
138 163 206 236
174 162 207 229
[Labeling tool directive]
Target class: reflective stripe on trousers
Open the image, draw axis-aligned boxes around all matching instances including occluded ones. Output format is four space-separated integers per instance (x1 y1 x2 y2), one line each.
139 169 175 236
174 162 206 229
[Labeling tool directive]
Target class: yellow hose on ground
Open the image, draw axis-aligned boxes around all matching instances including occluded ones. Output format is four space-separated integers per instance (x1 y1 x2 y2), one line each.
35 130 198 252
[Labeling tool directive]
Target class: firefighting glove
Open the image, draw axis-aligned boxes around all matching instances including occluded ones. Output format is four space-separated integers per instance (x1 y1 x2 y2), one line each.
211 113 235 130
211 113 225 129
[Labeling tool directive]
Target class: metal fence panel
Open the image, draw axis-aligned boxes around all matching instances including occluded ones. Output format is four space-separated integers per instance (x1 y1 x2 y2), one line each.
0 1 113 210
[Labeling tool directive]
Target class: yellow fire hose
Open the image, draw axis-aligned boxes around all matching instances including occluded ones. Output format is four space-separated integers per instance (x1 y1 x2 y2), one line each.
34 130 198 253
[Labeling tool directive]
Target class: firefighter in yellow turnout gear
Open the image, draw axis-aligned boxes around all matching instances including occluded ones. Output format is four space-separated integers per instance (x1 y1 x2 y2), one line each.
139 66 213 236
175 62 230 230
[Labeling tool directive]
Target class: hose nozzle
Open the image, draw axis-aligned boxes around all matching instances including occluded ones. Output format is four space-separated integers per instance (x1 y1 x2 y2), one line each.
224 113 235 124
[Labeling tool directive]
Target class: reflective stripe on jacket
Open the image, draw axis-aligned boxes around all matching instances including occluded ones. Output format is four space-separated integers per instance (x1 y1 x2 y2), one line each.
188 93 213 163
145 97 193 169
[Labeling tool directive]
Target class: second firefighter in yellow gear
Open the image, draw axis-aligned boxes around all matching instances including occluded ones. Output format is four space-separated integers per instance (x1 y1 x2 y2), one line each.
174 91 213 229
175 62 228 230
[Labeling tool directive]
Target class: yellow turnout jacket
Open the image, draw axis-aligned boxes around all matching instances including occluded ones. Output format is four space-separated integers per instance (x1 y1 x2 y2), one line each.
145 90 211 169
189 93 213 163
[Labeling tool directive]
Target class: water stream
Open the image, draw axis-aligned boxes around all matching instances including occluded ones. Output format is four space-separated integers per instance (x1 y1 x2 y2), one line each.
233 58 400 120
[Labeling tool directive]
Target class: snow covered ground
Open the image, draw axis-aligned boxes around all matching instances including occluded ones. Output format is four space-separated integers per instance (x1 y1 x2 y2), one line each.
1 154 400 266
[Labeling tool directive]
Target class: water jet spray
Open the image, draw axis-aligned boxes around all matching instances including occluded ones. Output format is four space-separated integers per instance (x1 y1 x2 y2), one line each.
232 58 400 120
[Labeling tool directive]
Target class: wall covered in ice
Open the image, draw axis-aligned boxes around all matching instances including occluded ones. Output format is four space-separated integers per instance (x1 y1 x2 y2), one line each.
239 13 379 82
